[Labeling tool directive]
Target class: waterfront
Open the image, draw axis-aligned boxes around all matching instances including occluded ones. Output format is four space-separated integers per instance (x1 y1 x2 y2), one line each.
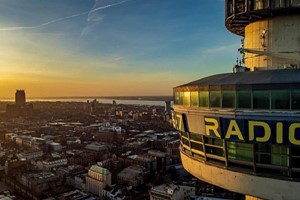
1 97 170 106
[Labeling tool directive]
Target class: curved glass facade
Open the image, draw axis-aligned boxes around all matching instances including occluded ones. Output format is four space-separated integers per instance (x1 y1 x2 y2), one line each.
174 82 300 180
179 132 300 179
174 85 300 110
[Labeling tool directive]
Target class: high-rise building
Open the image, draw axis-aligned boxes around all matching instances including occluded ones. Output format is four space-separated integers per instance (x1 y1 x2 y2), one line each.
6 90 33 117
173 1 300 200
15 90 26 106
85 165 111 197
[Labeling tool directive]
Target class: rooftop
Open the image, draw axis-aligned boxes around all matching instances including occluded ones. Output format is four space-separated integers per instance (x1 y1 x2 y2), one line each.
89 165 110 175
175 69 300 90
118 165 144 179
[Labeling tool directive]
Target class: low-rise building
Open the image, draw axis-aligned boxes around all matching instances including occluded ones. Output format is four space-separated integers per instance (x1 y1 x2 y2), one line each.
5 158 27 176
18 150 43 160
39 156 68 171
117 165 148 188
48 142 62 152
150 183 196 200
75 173 87 190
20 172 60 195
85 143 109 161
59 189 100 200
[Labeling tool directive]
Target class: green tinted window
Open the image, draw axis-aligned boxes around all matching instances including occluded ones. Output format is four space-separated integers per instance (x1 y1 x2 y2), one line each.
182 138 190 147
227 141 253 162
237 90 252 108
190 92 199 107
271 90 290 109
206 147 224 157
210 91 221 108
206 137 223 147
292 89 300 110
191 142 204 152
253 90 270 109
222 91 236 108
271 145 288 166
174 92 179 105
199 91 209 107
190 133 203 142
174 92 184 105
181 132 189 138
183 92 190 106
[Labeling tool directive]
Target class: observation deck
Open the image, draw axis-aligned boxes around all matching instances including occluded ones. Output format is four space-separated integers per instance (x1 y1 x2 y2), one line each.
173 69 300 199
174 1 300 199
225 0 300 36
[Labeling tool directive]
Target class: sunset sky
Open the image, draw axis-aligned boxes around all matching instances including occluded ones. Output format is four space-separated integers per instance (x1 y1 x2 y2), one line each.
0 0 239 98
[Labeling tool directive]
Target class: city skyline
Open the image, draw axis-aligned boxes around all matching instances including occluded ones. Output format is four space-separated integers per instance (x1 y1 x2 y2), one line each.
0 0 238 98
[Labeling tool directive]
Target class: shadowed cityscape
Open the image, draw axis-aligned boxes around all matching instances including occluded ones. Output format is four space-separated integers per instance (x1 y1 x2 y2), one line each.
0 90 242 200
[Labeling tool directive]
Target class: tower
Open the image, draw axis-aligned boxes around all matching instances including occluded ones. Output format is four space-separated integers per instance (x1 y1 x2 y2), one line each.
226 0 300 70
172 1 300 200
15 90 26 106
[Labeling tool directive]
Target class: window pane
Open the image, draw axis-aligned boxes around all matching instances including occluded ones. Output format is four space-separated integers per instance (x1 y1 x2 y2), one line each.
191 142 204 152
271 145 288 166
237 90 252 108
292 89 300 110
206 137 223 147
255 0 264 10
181 132 189 138
292 0 300 7
175 92 184 105
227 141 253 162
190 133 203 142
182 138 190 147
174 92 180 105
291 146 300 168
222 91 236 108
263 0 270 8
210 91 221 108
183 92 190 106
199 91 209 107
257 143 271 164
191 92 199 107
271 0 282 8
206 147 224 157
271 90 290 109
253 90 270 109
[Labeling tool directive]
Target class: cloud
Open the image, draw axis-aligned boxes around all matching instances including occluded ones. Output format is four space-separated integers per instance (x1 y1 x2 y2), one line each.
202 43 238 54
89 0 131 15
0 0 132 32
113 56 125 61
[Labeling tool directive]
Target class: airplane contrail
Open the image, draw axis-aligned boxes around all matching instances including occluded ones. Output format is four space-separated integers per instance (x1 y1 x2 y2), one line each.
0 0 131 31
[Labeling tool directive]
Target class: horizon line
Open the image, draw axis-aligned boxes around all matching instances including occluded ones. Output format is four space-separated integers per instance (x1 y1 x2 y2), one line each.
0 95 173 102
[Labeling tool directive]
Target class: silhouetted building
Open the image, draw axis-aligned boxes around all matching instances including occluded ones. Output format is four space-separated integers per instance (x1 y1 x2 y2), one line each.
6 90 34 117
165 101 171 113
15 90 26 106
